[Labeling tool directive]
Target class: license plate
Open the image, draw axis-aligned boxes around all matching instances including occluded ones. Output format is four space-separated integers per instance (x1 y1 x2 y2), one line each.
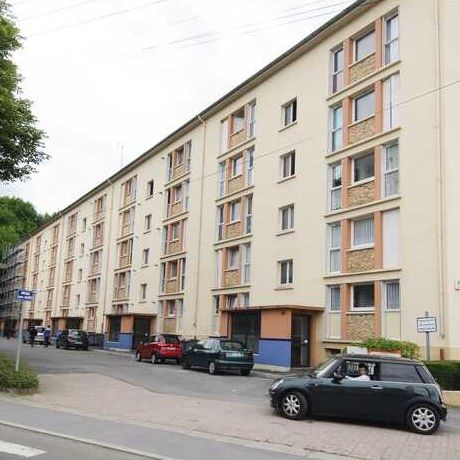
166 347 176 351
226 352 243 357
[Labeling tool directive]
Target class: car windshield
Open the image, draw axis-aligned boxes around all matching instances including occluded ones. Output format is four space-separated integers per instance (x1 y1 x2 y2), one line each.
315 357 340 378
163 336 179 344
69 331 85 339
220 341 244 351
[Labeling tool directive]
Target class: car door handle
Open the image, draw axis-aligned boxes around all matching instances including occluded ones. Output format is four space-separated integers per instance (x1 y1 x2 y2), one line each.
370 385 383 390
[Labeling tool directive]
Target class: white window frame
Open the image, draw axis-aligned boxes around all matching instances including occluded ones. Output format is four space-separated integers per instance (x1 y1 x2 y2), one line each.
354 29 375 62
352 151 375 184
327 223 342 274
328 161 342 211
353 90 375 122
383 280 400 311
327 285 341 312
245 195 253 234
243 243 251 284
282 98 297 127
231 155 243 178
228 247 239 270
185 141 192 172
145 214 152 231
227 294 238 309
231 107 245 134
246 147 254 186
330 105 343 152
280 204 295 231
352 216 375 249
384 12 399 65
279 259 293 286
140 283 147 301
147 180 154 197
213 295 220 315
280 151 295 179
242 292 250 308
351 283 375 311
183 180 190 211
220 118 229 152
382 142 399 197
383 73 399 130
248 101 256 138
171 221 180 240
229 200 241 223
217 162 226 197
216 206 224 241
331 46 344 93
142 249 149 265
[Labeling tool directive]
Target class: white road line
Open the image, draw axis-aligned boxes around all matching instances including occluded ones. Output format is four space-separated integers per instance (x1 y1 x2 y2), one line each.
0 440 45 458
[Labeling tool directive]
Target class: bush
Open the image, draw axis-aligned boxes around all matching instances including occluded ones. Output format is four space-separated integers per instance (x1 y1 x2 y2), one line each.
360 337 420 359
0 353 39 390
426 361 460 391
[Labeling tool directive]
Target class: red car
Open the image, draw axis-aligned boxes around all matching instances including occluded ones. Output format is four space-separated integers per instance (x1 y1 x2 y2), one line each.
135 334 182 364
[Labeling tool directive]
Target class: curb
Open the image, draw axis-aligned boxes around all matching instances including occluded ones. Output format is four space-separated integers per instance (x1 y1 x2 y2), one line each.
0 419 177 460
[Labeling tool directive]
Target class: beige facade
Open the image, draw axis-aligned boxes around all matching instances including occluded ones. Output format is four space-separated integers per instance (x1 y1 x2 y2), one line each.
14 0 460 368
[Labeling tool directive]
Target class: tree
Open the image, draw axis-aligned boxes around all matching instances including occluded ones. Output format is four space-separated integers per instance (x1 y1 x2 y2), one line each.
0 0 48 182
0 196 50 253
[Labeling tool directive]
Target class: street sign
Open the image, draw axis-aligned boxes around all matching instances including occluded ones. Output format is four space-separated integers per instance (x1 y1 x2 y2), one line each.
17 289 35 301
417 316 437 333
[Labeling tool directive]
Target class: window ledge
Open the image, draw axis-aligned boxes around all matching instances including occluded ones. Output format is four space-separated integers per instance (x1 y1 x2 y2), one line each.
230 173 243 180
348 246 374 252
141 264 149 268
348 177 374 188
275 285 294 291
348 115 374 128
324 194 401 218
215 185 254 203
347 310 374 315
350 51 376 68
145 195 154 201
143 230 152 235
323 267 401 279
224 268 239 272
227 220 242 226
218 136 255 159
164 170 191 188
276 229 295 237
279 121 297 133
277 175 296 184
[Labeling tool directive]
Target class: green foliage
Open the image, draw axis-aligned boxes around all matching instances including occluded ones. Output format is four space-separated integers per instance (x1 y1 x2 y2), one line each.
0 0 48 182
0 196 49 250
426 361 460 391
360 336 420 359
0 352 39 390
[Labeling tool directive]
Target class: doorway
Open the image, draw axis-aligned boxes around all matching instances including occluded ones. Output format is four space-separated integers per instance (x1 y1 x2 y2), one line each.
291 314 311 367
231 312 260 353
132 317 151 350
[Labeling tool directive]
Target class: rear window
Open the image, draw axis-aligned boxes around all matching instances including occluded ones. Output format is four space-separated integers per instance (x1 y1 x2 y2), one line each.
379 363 423 383
69 331 86 339
162 336 179 344
220 341 244 351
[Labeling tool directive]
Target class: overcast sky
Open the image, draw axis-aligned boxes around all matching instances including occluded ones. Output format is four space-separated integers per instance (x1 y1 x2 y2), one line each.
1 0 353 214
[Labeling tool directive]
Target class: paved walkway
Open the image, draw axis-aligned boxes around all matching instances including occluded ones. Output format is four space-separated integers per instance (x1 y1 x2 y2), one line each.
1 373 459 460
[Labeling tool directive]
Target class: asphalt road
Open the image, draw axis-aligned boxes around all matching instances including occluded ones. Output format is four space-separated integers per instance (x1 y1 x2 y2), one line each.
0 339 273 404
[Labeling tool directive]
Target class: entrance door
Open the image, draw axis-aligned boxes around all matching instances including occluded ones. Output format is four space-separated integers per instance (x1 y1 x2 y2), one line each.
231 312 260 353
291 315 310 367
132 317 151 350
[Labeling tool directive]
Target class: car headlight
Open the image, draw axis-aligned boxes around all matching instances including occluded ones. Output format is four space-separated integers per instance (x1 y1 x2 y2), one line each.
270 379 284 391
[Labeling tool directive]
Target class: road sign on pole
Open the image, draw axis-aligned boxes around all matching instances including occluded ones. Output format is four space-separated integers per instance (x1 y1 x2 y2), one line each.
15 290 35 372
417 312 437 362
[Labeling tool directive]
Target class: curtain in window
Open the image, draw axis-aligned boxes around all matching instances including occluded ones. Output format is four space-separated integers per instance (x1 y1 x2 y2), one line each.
386 282 400 310
329 286 341 311
353 218 374 247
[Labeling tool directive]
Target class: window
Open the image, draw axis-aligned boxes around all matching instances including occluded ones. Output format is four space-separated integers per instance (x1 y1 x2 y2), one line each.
283 99 297 126
383 74 399 130
383 208 400 268
384 280 400 310
167 300 176 316
145 214 152 231
328 223 342 273
220 118 229 152
354 91 375 122
140 283 147 301
147 180 154 197
329 162 342 211
230 200 241 222
76 294 81 307
173 185 182 202
216 206 224 241
379 363 422 383
228 247 239 269
384 13 399 65
353 217 374 248
279 260 293 286
185 141 192 172
171 221 180 240
78 269 82 282
331 46 344 93
213 296 220 315
330 105 343 151
217 162 226 197
180 258 186 290
246 147 254 186
82 218 87 231
353 152 374 182
280 205 294 231
328 286 341 312
109 316 121 342
248 101 256 137
242 292 250 308
183 180 190 211
80 243 85 256
175 147 184 166
142 249 149 265
170 260 178 278
355 30 375 61
245 195 253 234
383 143 399 196
227 294 238 309
352 283 374 309
243 243 251 283
231 155 243 177
281 151 295 178
231 108 245 133
177 299 184 316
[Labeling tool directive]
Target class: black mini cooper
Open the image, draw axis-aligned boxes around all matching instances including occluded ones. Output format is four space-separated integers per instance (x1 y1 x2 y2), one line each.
269 354 447 435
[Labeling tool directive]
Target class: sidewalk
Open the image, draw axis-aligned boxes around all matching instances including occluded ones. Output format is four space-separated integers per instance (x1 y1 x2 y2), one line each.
1 372 459 460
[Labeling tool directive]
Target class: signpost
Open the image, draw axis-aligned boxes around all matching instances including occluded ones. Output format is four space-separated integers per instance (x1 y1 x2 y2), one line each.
417 311 437 362
15 289 35 372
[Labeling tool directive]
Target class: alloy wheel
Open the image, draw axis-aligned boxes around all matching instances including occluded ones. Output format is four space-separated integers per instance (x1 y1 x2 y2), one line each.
411 407 437 432
208 361 216 374
282 394 301 417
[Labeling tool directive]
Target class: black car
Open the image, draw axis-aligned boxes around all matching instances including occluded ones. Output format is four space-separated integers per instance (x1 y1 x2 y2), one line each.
181 338 254 375
269 354 447 435
55 329 89 350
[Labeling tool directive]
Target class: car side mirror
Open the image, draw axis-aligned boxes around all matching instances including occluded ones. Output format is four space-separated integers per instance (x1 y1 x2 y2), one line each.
332 372 344 383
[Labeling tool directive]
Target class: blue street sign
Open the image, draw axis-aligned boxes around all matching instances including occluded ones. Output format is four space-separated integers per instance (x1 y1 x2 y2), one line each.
17 290 35 301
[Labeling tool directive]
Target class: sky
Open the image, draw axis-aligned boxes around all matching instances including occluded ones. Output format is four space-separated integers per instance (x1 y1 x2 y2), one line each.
1 0 353 214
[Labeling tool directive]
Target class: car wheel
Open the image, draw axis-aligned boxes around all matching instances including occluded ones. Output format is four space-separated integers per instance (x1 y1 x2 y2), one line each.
135 351 142 362
181 360 191 369
280 391 308 420
151 353 160 364
208 361 218 375
240 369 251 376
407 404 440 435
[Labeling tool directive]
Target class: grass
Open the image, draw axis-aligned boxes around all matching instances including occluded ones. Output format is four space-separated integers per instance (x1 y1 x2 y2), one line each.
0 352 39 391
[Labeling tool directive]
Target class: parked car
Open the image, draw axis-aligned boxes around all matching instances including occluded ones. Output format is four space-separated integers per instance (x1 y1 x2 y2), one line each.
22 326 47 344
181 338 254 376
55 329 89 350
135 334 182 364
269 354 447 435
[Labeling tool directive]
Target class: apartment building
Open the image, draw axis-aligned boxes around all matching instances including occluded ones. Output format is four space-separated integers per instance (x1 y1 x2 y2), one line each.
5 0 460 370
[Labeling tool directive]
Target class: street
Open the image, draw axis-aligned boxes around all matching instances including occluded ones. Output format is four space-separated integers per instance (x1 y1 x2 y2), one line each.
1 339 460 459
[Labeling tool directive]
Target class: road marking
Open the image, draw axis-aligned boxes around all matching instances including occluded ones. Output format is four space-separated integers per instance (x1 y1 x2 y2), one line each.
0 440 45 457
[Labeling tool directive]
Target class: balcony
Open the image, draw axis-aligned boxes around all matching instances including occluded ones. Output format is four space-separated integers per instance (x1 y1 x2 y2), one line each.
347 248 375 273
223 269 241 288
348 180 375 207
348 117 375 145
